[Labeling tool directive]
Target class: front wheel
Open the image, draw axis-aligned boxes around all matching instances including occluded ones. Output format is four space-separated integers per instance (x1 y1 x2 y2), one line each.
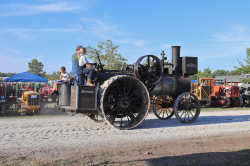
152 96 174 120
239 96 243 107
174 92 200 123
225 97 231 108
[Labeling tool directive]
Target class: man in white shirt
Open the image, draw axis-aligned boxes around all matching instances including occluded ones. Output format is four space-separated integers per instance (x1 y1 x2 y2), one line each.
78 47 95 86
60 66 70 81
52 66 70 93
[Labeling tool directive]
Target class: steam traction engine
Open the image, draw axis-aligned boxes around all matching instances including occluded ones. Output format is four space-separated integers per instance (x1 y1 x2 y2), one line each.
58 46 200 129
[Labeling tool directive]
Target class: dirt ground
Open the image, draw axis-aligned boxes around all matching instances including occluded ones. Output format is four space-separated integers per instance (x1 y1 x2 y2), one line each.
64 133 250 166
0 105 250 166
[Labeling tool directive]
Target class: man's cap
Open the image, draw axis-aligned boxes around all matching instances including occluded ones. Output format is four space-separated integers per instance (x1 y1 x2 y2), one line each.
76 45 84 51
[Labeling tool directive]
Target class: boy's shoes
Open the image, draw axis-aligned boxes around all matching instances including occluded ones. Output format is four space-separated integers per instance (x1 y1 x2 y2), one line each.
86 79 94 86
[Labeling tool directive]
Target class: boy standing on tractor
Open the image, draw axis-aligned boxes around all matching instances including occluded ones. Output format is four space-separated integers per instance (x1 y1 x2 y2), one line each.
72 45 95 86
72 45 81 84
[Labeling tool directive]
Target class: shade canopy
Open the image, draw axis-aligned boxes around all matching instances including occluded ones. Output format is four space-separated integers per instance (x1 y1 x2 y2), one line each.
4 72 48 83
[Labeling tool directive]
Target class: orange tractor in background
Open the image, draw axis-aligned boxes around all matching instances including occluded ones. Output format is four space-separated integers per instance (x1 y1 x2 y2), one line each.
192 78 243 107
191 78 213 107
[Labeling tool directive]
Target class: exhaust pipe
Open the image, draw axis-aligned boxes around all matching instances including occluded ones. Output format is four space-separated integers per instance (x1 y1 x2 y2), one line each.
172 46 181 76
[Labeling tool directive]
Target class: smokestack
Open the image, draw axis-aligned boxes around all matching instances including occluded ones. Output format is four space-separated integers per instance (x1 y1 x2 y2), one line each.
172 46 181 75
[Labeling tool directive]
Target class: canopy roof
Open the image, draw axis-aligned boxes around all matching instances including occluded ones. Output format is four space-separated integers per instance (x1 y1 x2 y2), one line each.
4 72 48 83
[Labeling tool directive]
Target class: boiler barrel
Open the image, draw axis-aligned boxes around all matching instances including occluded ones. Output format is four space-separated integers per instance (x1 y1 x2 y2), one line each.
58 82 71 106
150 76 191 97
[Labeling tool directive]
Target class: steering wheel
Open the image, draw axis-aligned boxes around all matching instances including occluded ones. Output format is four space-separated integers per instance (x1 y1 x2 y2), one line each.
134 55 162 86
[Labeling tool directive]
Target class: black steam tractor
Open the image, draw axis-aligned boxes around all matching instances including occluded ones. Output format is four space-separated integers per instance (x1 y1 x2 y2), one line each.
58 46 200 129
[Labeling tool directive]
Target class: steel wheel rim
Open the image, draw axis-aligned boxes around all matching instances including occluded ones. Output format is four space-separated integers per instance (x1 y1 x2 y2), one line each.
155 108 174 119
176 93 200 123
152 96 174 120
101 76 149 129
88 113 104 123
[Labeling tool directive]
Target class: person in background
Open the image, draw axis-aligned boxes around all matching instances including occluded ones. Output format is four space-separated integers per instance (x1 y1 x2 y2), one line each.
53 66 70 93
34 83 40 92
60 66 70 81
24 83 32 91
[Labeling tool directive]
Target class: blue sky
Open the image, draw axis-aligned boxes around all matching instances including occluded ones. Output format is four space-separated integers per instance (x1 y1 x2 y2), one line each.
0 0 249 73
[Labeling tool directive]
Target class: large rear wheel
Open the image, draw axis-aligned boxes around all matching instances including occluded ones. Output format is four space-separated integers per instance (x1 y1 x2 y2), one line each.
88 113 104 123
100 75 150 130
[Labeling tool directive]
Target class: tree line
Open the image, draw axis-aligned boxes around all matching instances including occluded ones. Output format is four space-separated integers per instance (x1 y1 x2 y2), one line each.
1 40 249 81
191 48 250 81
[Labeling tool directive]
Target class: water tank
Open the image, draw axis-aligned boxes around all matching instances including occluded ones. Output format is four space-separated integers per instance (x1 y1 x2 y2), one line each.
150 76 191 97
59 82 71 106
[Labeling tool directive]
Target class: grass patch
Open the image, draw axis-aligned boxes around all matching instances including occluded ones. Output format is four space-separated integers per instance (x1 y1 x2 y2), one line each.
0 159 78 166
201 107 250 112
36 159 78 166
97 152 113 165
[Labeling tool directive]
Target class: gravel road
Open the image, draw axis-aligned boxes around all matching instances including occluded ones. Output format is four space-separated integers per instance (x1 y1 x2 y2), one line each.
1 109 250 159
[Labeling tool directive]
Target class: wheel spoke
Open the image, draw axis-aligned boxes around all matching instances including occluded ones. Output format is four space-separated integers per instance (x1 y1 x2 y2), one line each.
127 110 136 123
186 111 190 121
119 116 123 127
162 110 165 118
189 110 194 118
126 80 134 96
130 96 141 104
174 93 200 123
158 109 163 116
165 109 170 116
183 111 186 121
179 110 185 118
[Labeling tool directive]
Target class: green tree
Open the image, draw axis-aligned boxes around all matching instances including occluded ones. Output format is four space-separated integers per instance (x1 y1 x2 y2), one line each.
213 69 230 76
241 77 250 83
233 48 250 74
247 48 250 57
27 59 46 77
0 72 15 77
189 73 198 80
87 40 127 70
197 67 213 78
231 68 242 75
46 71 60 80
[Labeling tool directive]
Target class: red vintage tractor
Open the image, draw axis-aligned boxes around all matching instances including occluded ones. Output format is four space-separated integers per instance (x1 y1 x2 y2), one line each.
209 79 242 107
40 85 55 102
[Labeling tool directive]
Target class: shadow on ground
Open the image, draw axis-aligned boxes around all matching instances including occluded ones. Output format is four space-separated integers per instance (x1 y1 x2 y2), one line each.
97 149 250 166
139 114 250 130
40 102 67 115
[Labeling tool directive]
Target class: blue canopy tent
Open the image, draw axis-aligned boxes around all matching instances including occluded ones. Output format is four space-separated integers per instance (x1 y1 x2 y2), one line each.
4 72 48 83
